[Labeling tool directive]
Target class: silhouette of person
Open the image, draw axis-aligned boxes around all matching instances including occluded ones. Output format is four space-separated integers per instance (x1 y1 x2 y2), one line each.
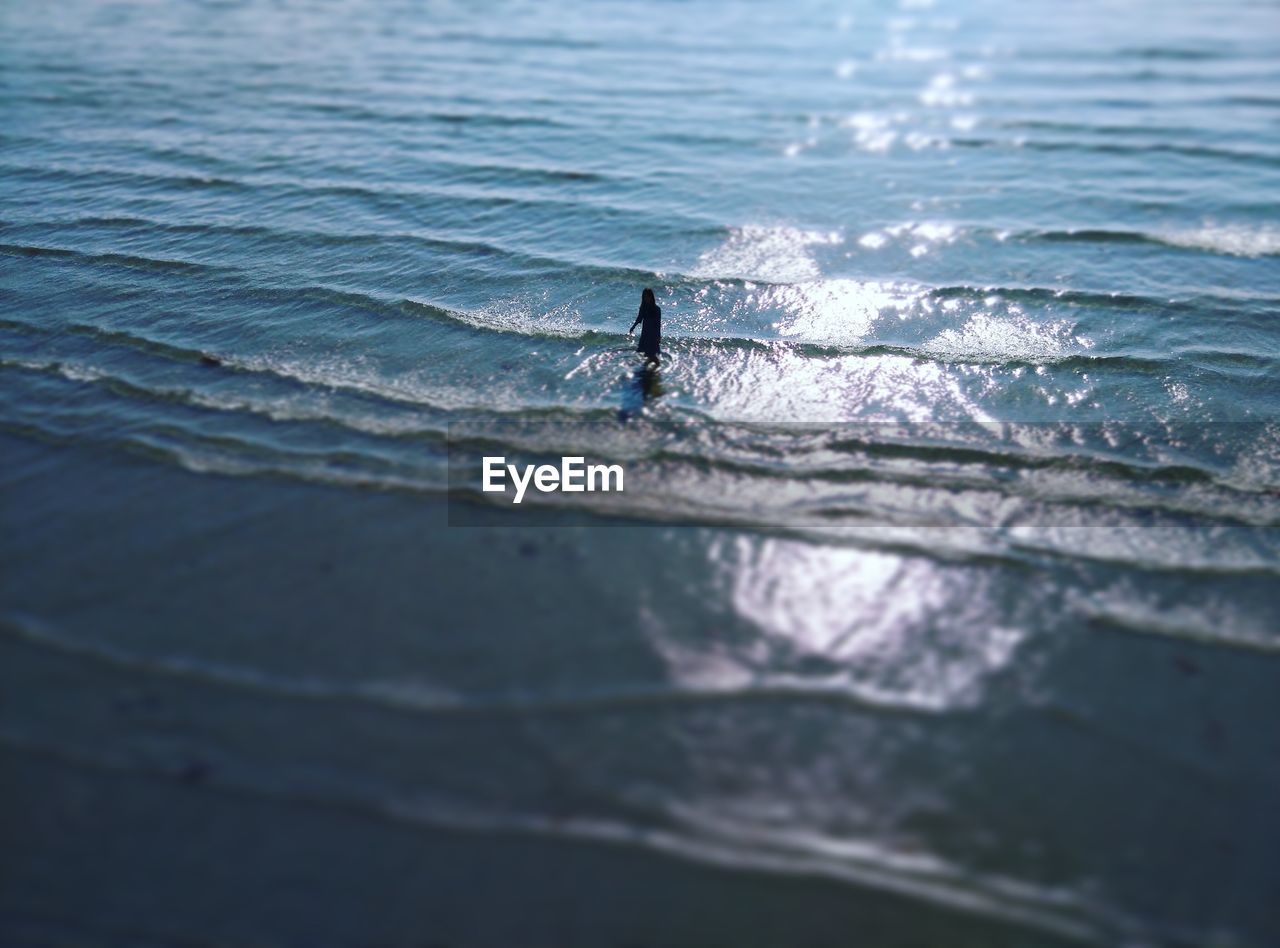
629 287 661 363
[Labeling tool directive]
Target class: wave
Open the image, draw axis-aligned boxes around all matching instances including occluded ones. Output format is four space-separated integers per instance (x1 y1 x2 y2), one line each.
0 241 226 275
428 157 612 187
0 611 978 719
25 214 617 278
1028 224 1280 258
995 119 1218 139
951 136 1280 169
0 355 432 439
1004 527 1280 577
12 320 1270 484
1079 599 1280 655
4 210 718 285
275 96 573 129
11 205 1277 318
0 348 1064 471
0 157 682 229
0 297 1180 386
1162 224 1280 258
1115 46 1224 61
0 317 214 365
47 353 1269 529
0 161 250 192
444 443 1279 531
430 30 601 50
0 724 1136 947
1211 94 1280 108
7 404 1274 578
0 269 1262 391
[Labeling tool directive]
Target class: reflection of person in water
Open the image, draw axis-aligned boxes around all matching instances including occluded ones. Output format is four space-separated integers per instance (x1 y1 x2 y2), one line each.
628 287 661 363
634 362 661 400
618 361 663 421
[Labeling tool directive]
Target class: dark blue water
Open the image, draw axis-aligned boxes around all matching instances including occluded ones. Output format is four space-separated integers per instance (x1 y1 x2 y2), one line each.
3 1 1279 945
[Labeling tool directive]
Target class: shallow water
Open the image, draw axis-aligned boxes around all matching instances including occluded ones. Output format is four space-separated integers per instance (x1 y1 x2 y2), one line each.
2 0 1279 945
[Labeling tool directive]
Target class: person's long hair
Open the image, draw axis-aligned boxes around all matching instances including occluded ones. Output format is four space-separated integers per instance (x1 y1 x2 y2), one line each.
639 287 657 315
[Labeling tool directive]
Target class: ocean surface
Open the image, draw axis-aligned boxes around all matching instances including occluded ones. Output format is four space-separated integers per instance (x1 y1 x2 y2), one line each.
2 0 1279 945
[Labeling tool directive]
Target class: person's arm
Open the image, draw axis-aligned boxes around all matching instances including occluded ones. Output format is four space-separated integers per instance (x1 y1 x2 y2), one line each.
628 309 643 334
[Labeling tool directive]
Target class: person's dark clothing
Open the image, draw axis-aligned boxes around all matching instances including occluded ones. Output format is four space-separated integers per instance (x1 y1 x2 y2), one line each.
632 302 661 358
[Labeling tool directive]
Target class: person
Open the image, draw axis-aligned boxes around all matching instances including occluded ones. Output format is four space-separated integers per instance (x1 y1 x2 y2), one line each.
628 288 661 363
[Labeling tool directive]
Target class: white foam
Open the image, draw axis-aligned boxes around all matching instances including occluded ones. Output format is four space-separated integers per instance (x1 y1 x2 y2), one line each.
922 311 1089 364
693 225 841 284
447 295 594 339
1164 223 1280 258
1077 593 1280 654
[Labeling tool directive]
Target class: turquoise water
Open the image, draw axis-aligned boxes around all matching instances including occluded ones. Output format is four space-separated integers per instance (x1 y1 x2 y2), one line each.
2 0 1279 945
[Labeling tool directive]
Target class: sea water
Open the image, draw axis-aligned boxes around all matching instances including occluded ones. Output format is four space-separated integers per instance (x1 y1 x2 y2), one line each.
2 0 1278 945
